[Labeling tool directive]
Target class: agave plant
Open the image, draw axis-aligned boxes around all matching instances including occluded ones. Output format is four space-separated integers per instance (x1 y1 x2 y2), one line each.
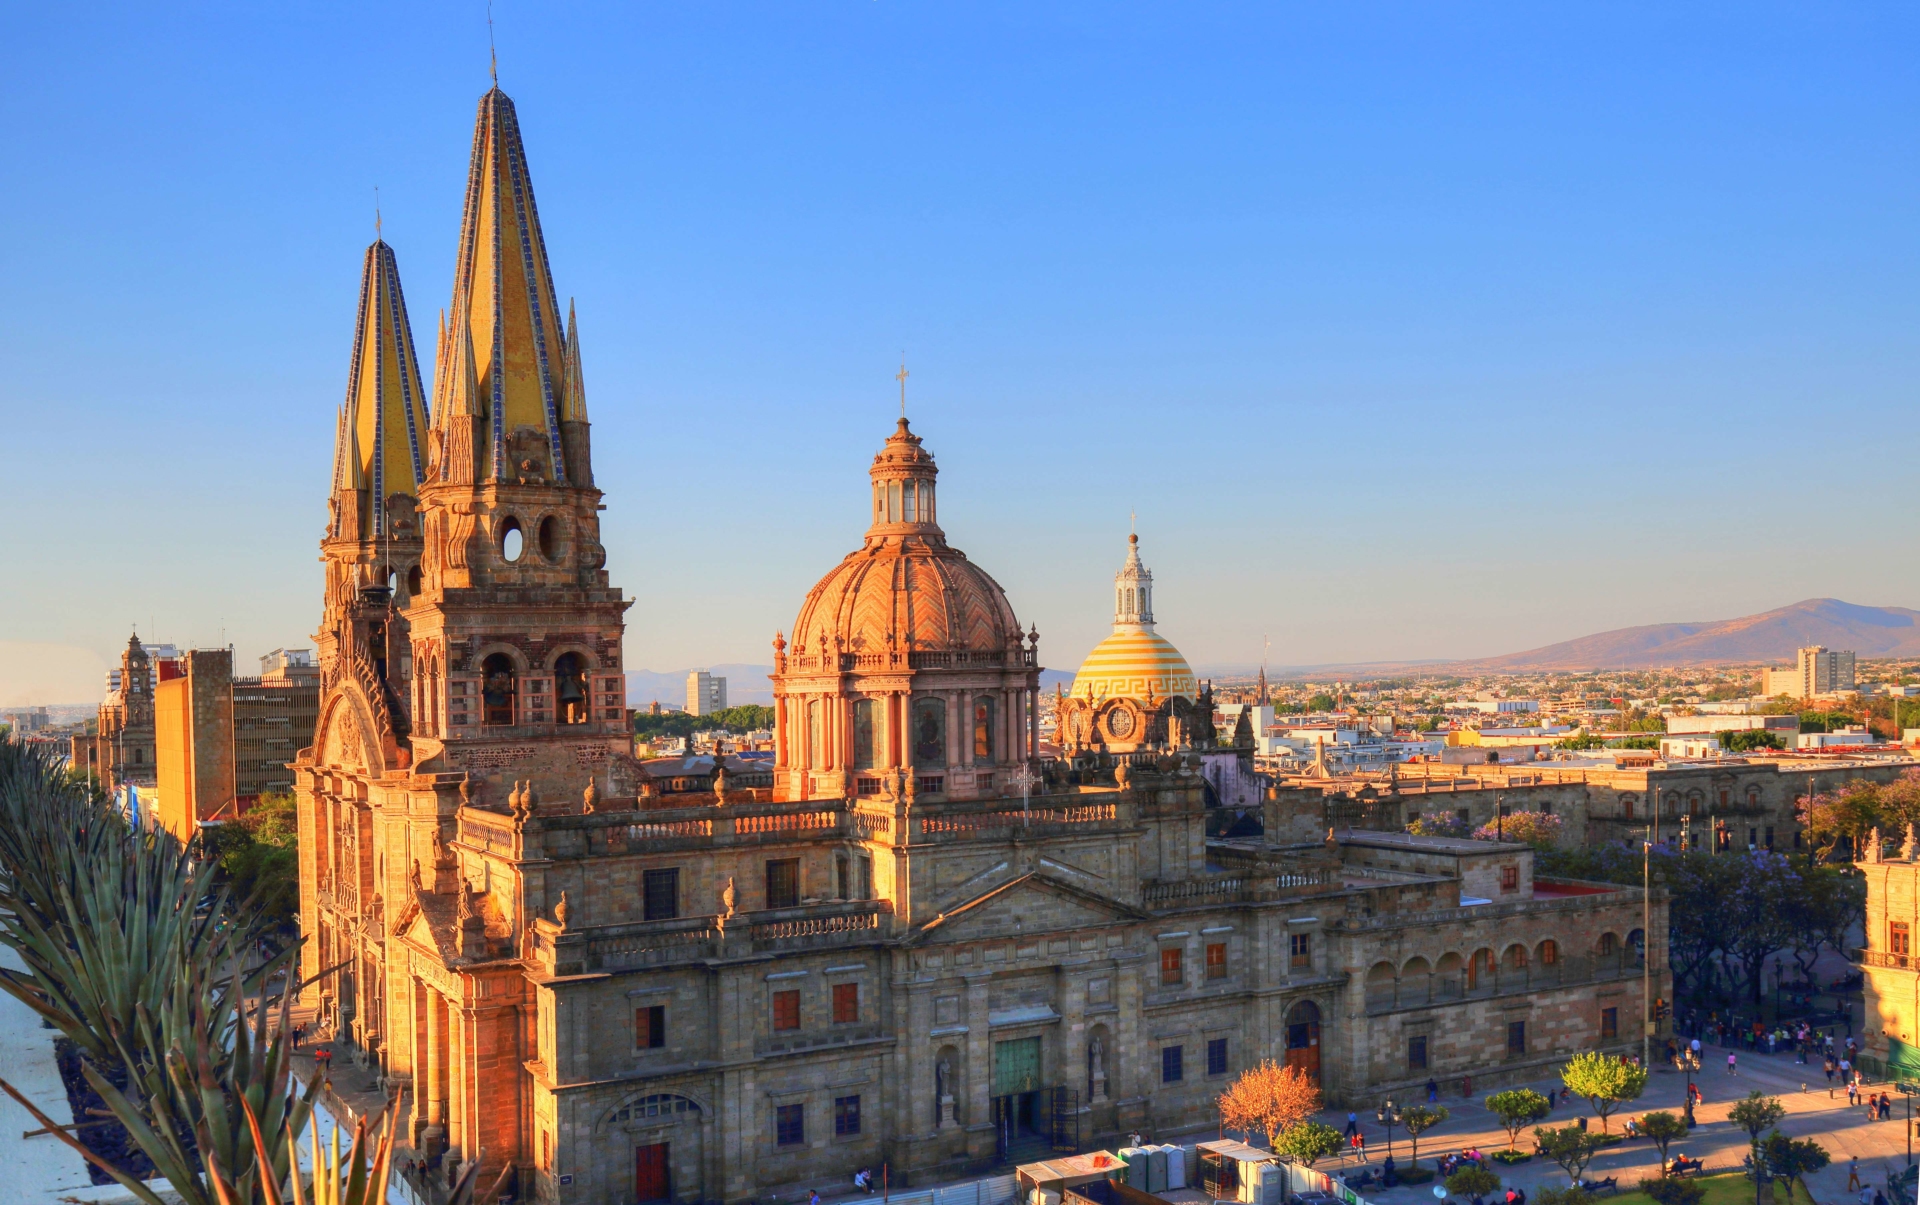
0 734 310 1205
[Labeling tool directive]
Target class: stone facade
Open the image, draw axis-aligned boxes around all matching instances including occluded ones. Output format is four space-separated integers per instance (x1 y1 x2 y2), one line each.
294 84 1669 1205
1859 838 1920 1078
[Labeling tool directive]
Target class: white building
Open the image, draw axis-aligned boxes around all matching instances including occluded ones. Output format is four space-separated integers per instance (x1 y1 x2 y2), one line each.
1659 736 1723 760
686 670 727 716
1794 728 1873 750
1667 714 1799 739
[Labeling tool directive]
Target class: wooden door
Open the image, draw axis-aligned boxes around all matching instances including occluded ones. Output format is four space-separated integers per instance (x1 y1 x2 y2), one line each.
635 1143 671 1203
1285 1002 1322 1082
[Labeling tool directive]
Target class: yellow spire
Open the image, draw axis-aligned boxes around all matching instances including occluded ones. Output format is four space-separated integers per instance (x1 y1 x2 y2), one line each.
333 240 429 541
443 86 572 485
560 298 587 422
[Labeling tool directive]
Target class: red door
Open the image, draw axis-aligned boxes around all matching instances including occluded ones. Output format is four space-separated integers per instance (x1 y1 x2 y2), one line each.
636 1143 671 1202
1285 1001 1322 1083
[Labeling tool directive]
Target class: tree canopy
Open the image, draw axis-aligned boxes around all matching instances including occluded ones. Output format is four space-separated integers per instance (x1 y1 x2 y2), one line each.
1485 1089 1552 1151
632 704 775 738
1217 1060 1321 1148
1560 1051 1647 1132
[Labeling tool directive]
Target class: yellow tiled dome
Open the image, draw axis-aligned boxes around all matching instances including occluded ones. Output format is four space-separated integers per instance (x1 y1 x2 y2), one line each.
1071 628 1197 702
1067 532 1196 701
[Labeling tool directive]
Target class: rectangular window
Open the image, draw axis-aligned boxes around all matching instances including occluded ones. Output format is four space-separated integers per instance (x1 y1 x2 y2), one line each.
1289 933 1311 968
765 859 800 909
833 983 859 1024
1205 943 1228 980
834 1094 862 1136
1207 1038 1228 1077
1160 946 1184 986
1764 826 1775 850
1162 1045 1184 1084
858 856 873 901
1408 1035 1428 1070
836 855 851 900
776 1103 805 1146
635 1004 665 1049
643 868 679 921
1893 922 1911 957
1601 1007 1618 1040
773 990 801 1032
1500 866 1519 893
1507 1020 1527 1056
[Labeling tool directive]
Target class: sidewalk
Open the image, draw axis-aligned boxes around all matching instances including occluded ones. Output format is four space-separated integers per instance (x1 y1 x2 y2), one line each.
1309 1047 1911 1205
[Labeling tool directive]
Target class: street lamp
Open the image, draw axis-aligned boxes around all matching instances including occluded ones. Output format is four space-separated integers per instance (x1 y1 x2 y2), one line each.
1376 1099 1401 1160
1681 1049 1699 1128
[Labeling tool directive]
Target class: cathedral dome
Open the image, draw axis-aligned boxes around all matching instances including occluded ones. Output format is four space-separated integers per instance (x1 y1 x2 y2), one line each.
1068 533 1197 701
788 418 1024 657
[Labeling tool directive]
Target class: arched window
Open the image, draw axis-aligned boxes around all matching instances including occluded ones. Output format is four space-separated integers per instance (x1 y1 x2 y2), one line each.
973 695 996 763
913 697 946 768
554 652 589 725
608 1093 702 1125
406 564 422 598
888 482 900 523
1538 939 1558 965
482 654 516 726
852 698 876 769
538 515 559 561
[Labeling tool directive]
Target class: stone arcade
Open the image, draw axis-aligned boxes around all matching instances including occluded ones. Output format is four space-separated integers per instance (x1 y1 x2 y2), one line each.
295 84 1667 1205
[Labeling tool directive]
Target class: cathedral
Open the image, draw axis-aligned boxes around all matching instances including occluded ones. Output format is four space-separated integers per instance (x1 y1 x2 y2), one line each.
296 84 1667 1205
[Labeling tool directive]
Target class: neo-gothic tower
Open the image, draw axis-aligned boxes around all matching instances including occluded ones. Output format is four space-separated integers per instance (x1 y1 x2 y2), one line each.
316 239 433 767
409 85 626 777
297 85 628 1182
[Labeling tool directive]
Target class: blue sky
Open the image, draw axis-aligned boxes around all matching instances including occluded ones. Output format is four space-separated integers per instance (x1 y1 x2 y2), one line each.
2 3 1915 704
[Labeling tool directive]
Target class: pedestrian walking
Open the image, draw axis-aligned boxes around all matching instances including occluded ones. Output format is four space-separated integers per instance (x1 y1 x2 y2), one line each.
1352 1131 1368 1162
1727 1052 1737 1075
1848 1158 1861 1191
1345 1112 1359 1138
1427 1079 1439 1103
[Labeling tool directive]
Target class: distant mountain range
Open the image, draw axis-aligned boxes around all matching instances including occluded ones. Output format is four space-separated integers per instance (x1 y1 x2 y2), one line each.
1454 598 1920 672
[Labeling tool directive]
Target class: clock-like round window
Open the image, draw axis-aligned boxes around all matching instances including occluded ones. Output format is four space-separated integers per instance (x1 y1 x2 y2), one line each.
1107 708 1135 738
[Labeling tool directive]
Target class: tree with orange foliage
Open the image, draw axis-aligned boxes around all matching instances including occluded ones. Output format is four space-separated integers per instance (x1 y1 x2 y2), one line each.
1217 1060 1322 1148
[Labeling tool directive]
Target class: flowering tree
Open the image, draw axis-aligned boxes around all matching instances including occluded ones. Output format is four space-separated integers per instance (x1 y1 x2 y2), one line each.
1217 1060 1321 1148
1474 810 1563 850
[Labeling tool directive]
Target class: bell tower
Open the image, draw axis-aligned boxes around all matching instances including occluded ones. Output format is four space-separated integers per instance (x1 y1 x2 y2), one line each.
407 86 627 793
316 238 433 761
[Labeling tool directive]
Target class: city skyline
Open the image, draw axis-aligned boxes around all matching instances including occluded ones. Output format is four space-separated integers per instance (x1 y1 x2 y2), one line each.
5 3 1918 706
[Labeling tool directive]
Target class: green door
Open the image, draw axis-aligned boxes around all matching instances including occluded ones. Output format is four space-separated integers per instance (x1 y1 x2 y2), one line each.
994 1036 1043 1096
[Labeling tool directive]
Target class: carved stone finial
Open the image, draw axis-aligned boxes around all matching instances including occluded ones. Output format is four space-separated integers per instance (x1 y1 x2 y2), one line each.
719 877 737 932
712 753 731 802
554 891 570 930
582 777 599 814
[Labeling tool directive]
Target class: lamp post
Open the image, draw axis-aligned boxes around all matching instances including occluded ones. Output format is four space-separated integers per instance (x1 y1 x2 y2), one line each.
1376 1099 1401 1160
1682 1049 1699 1128
1644 825 1654 1069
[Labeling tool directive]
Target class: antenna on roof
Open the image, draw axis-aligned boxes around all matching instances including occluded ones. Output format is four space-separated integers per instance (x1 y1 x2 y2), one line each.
488 0 498 84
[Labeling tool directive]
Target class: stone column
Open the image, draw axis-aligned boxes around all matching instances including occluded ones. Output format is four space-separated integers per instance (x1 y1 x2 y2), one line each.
447 1001 466 1163
1029 686 1044 763
422 986 447 1157
946 693 962 771
956 690 974 769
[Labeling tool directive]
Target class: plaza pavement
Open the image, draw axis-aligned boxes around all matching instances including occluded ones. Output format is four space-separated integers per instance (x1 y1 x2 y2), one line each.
1307 1048 1915 1205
